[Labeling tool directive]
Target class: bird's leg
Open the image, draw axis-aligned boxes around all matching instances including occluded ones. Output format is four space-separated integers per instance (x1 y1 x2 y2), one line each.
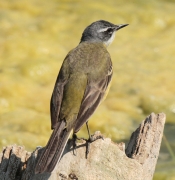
72 122 103 158
85 122 91 158
72 123 92 158
85 122 104 158
72 133 86 155
72 133 78 156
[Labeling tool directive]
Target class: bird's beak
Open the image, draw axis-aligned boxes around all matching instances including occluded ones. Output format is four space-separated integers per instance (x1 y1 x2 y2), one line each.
115 24 129 31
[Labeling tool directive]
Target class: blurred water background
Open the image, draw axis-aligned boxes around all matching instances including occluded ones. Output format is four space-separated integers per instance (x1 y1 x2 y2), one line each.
0 0 175 179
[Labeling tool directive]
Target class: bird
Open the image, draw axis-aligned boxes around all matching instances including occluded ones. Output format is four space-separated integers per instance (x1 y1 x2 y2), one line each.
35 20 128 174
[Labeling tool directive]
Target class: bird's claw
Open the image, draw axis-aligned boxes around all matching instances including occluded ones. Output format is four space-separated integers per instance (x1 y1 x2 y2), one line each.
72 133 104 158
85 134 104 158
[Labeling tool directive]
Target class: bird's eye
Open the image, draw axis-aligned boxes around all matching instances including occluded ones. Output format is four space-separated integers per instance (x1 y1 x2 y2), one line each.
106 28 113 34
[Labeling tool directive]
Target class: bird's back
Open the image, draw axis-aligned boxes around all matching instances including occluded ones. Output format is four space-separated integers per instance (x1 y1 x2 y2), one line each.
57 42 112 131
67 42 111 81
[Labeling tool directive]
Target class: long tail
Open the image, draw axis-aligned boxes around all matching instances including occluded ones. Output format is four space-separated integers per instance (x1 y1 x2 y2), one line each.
35 121 71 174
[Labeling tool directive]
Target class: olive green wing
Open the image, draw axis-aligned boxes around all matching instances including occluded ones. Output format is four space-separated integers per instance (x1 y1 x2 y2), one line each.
50 56 70 130
74 68 112 133
50 53 88 130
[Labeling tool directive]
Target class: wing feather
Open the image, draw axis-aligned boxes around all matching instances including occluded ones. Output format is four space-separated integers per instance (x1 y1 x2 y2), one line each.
74 71 112 133
50 56 70 129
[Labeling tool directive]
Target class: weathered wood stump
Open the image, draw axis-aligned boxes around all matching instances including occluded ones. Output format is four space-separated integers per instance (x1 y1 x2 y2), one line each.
0 112 166 180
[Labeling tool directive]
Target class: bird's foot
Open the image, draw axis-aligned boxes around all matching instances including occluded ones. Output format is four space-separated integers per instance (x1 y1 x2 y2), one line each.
72 132 103 158
72 134 85 156
85 133 104 158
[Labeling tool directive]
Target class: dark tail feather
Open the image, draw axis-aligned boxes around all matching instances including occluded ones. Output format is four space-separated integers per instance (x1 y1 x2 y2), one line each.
35 121 71 174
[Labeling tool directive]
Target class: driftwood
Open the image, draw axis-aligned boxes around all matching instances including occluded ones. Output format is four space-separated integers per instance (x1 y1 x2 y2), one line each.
0 112 165 180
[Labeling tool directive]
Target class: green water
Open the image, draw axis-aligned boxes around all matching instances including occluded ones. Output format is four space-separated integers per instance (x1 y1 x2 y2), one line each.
0 0 175 179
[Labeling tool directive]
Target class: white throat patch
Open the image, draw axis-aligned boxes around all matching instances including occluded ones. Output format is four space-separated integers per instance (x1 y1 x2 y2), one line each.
104 32 116 47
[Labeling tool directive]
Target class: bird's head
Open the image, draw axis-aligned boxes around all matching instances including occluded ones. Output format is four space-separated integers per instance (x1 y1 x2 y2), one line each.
80 20 128 47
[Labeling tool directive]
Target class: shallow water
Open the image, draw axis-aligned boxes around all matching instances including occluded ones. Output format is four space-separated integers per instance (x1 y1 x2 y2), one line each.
0 0 175 179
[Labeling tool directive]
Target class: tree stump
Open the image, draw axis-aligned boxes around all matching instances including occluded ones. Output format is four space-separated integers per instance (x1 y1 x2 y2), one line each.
0 112 166 180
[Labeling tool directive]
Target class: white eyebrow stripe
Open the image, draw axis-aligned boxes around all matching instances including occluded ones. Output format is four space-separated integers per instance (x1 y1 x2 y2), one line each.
98 27 112 32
